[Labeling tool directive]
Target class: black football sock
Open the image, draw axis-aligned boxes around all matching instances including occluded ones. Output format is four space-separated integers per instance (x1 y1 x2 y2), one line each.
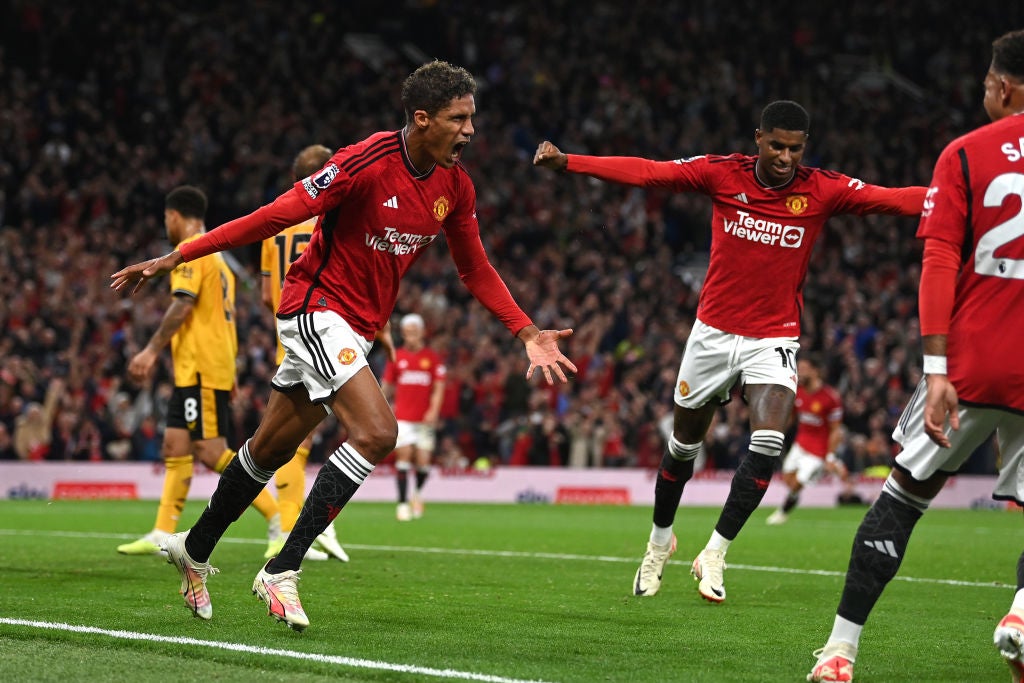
415 467 430 492
268 442 373 573
396 465 409 503
836 477 928 625
185 441 274 563
782 490 800 514
713 429 784 540
652 439 700 528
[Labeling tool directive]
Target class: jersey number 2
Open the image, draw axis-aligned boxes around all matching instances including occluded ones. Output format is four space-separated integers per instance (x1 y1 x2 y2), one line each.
976 172 1024 279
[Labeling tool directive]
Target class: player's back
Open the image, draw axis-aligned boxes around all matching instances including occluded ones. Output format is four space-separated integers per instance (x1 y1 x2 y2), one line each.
170 236 237 390
920 112 1024 411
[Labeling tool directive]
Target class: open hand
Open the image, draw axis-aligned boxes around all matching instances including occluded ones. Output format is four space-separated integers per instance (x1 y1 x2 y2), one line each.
110 251 184 295
524 328 577 385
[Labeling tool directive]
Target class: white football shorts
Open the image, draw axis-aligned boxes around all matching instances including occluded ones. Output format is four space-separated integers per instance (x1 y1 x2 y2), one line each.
395 420 437 452
273 311 373 403
673 318 799 409
780 442 827 485
893 378 1024 503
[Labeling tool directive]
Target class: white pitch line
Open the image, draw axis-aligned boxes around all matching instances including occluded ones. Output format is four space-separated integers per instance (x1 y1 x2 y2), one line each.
0 528 1012 590
0 618 555 683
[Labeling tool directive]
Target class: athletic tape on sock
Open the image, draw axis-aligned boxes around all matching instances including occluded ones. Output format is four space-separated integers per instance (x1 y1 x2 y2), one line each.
668 436 701 461
749 429 785 457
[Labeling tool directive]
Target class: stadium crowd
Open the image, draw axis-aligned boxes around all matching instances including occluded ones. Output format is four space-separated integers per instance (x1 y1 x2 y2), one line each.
1 1 1020 475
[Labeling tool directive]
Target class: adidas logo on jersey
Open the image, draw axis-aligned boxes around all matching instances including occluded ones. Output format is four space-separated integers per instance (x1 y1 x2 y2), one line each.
383 196 398 209
733 193 748 204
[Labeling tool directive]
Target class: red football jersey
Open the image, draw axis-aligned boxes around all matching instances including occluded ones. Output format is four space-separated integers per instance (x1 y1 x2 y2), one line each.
177 131 533 341
179 131 532 341
383 347 447 421
917 112 1024 412
793 383 843 458
280 131 463 336
567 154 925 337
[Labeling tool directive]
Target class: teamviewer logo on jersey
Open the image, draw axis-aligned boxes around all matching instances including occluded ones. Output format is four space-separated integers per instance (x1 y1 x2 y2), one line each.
780 226 804 248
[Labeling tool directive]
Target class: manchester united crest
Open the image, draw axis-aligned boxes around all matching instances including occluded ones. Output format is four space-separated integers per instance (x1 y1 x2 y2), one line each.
786 195 808 215
678 380 690 397
338 348 357 365
432 196 451 221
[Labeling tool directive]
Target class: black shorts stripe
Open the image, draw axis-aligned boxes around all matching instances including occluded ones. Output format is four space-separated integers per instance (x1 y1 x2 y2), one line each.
298 314 335 381
304 314 336 378
958 147 974 265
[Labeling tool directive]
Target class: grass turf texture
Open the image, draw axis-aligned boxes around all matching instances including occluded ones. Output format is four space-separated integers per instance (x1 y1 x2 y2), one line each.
0 499 1018 682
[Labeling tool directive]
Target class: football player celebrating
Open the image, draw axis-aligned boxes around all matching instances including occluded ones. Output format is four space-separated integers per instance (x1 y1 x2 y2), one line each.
535 100 926 604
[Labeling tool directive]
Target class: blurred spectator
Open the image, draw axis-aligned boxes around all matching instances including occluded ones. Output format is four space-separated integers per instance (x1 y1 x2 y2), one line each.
436 434 469 471
0 422 18 460
13 378 62 460
511 411 570 467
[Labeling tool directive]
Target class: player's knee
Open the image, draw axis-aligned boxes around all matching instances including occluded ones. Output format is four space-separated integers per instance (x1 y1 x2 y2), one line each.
246 435 299 469
191 439 224 465
892 467 947 500
352 421 398 461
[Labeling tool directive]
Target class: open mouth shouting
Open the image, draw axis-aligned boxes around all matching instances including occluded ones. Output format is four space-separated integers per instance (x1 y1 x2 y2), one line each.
451 140 469 163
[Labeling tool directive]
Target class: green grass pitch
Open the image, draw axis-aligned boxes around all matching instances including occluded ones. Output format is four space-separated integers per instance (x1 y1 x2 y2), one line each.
0 499 1018 682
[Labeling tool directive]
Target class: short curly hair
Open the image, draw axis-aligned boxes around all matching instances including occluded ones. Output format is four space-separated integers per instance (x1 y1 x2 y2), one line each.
760 100 810 134
165 185 207 220
992 29 1024 80
401 60 477 124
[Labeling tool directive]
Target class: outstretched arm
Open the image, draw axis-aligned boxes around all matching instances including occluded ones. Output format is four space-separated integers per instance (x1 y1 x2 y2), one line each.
447 232 576 385
841 183 929 217
533 140 683 187
111 189 313 295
